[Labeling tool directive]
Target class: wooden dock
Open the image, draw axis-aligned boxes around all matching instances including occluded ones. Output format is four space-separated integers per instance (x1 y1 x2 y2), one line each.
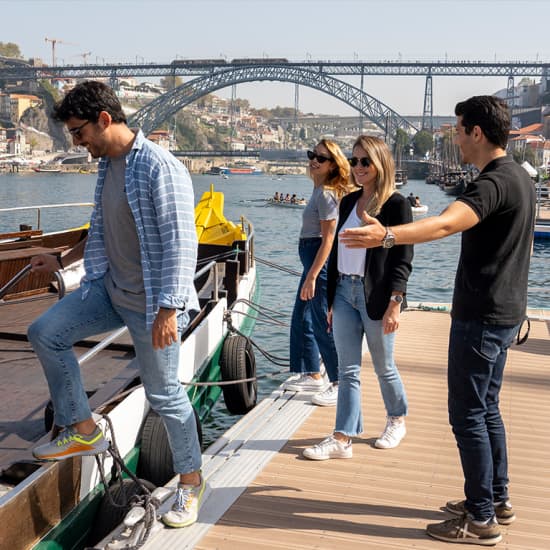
141 307 549 550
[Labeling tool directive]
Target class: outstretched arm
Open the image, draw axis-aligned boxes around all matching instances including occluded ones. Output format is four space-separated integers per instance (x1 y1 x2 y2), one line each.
339 201 479 249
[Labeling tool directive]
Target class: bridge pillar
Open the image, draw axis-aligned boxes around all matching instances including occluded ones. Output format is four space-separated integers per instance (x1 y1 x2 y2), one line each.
422 74 433 132
359 70 364 133
506 75 515 108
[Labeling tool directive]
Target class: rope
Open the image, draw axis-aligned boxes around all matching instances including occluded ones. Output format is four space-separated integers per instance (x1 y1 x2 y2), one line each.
254 255 301 277
91 414 157 549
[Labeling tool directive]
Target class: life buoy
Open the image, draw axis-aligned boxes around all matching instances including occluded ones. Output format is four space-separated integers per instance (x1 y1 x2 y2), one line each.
137 407 202 488
219 333 257 415
88 478 155 546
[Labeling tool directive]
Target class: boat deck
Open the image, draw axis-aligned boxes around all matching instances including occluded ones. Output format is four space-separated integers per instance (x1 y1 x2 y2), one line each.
0 294 135 487
142 307 550 550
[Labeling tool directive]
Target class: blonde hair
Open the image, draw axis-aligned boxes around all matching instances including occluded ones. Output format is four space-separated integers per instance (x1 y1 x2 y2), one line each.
316 139 352 199
351 135 396 215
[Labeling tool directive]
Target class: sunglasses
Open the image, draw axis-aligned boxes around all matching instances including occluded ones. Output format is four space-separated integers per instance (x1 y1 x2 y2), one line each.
348 156 372 168
68 120 91 139
307 150 333 164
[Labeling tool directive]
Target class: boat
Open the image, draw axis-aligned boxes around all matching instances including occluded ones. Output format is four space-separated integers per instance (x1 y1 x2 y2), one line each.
411 204 429 215
395 168 408 187
0 186 259 550
220 165 263 175
534 220 550 240
265 197 307 209
33 167 62 173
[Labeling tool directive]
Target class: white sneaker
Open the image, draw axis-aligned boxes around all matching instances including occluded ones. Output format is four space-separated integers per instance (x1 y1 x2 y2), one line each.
311 383 338 406
374 416 406 449
303 435 352 460
284 374 327 392
161 476 206 528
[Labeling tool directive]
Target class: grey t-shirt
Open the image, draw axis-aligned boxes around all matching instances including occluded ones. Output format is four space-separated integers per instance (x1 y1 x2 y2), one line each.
102 155 146 312
300 186 338 238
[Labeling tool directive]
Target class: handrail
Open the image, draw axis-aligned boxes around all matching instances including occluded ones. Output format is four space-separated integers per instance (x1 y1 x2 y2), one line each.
0 203 94 230
0 263 66 301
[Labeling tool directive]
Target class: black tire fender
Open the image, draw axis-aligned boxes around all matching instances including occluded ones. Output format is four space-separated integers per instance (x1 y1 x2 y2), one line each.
220 333 257 415
137 407 202 488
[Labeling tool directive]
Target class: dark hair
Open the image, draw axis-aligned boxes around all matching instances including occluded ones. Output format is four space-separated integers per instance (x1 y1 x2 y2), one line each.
51 80 127 124
454 95 510 149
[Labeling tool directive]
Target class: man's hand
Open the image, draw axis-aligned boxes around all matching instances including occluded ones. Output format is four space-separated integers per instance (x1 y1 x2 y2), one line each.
30 253 62 274
152 307 178 350
339 212 386 249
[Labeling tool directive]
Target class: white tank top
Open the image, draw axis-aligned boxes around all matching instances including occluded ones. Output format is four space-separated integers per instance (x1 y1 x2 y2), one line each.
337 204 367 276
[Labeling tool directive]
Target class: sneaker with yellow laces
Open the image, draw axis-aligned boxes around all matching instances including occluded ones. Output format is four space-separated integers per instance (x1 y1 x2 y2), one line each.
32 425 109 461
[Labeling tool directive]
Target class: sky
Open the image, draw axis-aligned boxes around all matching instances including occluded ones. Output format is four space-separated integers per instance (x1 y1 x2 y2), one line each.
2 0 550 117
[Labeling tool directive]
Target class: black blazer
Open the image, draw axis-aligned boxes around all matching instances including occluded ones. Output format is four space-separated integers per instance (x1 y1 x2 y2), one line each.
327 190 414 320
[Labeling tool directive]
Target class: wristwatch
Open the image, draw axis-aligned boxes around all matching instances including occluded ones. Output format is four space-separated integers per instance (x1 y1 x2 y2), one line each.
390 294 403 304
381 226 395 248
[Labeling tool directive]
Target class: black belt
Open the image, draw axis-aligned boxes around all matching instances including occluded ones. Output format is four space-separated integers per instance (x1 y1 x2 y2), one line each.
339 273 364 281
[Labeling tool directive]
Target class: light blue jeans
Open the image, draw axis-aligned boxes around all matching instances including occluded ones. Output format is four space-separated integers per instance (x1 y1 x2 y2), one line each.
27 277 202 474
332 275 408 436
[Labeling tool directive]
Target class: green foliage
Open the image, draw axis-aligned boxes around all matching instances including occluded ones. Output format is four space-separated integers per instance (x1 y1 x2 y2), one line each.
512 146 536 166
394 128 409 149
0 42 22 58
38 79 61 102
412 130 434 158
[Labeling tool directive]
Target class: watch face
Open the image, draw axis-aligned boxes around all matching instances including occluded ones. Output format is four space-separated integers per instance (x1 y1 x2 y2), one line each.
382 236 395 248
391 294 403 303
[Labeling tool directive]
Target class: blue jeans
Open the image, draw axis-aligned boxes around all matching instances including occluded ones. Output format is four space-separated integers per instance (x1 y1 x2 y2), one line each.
448 318 519 521
27 277 202 474
332 276 407 436
289 237 338 382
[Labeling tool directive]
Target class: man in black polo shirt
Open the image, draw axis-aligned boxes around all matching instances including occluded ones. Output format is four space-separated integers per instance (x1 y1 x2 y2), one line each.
339 95 535 546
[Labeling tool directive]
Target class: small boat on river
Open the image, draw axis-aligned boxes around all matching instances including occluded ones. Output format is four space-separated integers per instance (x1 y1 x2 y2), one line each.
265 197 307 209
33 166 62 173
0 185 259 550
411 204 429 215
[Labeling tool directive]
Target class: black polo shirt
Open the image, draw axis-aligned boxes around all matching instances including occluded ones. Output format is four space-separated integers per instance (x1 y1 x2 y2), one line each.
452 156 536 325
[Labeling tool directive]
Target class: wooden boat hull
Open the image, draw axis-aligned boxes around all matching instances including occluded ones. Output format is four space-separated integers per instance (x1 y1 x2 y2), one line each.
0 192 259 550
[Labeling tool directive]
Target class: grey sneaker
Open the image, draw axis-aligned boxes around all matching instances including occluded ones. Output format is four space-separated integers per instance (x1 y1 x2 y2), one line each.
427 514 502 546
162 475 206 528
311 383 338 406
285 374 327 392
446 499 516 525
32 426 109 461
303 435 352 461
374 416 406 449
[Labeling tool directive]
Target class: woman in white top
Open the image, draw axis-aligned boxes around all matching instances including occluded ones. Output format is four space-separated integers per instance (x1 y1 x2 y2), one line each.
303 135 413 460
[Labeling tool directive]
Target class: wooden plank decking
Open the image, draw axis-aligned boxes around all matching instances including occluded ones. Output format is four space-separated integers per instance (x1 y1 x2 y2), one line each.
189 308 550 549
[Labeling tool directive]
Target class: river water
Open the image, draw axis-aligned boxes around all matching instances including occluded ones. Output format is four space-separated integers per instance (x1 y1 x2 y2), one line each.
1 171 548 446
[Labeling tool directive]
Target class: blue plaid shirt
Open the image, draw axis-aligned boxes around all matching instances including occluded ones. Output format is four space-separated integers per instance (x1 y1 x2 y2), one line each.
81 130 199 328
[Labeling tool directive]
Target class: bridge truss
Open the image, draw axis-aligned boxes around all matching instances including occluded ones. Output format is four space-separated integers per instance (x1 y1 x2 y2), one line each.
128 65 420 137
2 59 548 135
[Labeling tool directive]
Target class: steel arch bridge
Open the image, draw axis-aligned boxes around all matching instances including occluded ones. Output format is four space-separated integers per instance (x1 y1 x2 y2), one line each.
128 65 420 137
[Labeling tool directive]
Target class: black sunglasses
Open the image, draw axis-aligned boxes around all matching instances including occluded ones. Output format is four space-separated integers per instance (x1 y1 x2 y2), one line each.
307 150 332 164
348 156 372 168
68 120 91 139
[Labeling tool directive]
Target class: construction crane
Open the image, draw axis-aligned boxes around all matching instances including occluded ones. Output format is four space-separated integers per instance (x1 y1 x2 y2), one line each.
44 37 77 66
76 51 92 64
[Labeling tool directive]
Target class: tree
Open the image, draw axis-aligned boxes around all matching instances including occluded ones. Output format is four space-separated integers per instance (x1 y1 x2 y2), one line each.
0 42 22 58
412 130 434 158
393 128 409 156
